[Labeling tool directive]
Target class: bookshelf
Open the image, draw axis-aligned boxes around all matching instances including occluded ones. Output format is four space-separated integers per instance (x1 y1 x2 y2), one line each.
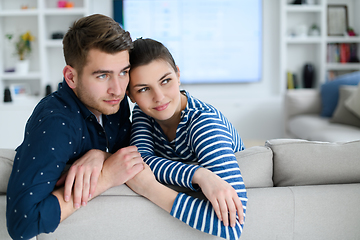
0 0 89 100
280 0 360 93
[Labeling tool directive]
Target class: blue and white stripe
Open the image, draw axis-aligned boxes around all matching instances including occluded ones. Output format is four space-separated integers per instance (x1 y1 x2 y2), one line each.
130 91 247 240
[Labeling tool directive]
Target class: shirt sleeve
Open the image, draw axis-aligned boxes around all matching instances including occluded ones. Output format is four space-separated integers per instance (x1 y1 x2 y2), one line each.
130 107 200 190
6 113 79 240
170 113 247 240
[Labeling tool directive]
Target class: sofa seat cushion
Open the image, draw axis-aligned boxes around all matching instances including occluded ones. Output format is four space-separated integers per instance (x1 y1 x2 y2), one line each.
0 149 15 193
288 114 360 142
266 139 360 187
290 183 360 240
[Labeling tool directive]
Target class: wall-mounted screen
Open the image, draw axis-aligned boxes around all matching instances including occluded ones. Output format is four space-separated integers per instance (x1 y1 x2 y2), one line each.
115 0 262 84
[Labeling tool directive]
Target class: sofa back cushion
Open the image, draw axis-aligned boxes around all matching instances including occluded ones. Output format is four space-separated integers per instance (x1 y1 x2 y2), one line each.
0 149 16 193
235 146 273 188
266 139 360 187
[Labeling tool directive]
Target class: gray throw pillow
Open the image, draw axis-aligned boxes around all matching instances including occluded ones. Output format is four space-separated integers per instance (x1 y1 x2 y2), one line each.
330 86 360 128
0 149 16 193
345 82 360 119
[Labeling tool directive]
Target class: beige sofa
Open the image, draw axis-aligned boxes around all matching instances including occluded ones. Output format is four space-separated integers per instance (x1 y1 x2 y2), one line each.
285 89 360 142
1 139 360 240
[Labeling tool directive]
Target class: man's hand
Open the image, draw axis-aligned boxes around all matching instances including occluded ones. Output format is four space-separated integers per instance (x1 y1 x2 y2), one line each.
192 168 244 227
56 149 110 209
100 146 144 189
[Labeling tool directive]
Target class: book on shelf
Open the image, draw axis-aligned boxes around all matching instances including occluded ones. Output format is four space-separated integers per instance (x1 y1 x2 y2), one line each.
286 71 300 89
327 43 359 63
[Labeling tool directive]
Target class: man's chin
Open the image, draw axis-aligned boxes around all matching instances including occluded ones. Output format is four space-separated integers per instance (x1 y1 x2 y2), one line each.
100 105 120 116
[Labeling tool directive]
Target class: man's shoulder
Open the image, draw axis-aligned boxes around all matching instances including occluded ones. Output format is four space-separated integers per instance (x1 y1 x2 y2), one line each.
28 93 83 130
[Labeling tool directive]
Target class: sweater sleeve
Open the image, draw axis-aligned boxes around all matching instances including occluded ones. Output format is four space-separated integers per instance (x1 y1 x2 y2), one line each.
170 113 247 240
6 114 78 240
130 107 200 190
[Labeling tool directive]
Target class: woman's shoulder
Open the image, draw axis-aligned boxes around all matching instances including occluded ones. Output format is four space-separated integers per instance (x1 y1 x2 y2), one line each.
184 90 217 114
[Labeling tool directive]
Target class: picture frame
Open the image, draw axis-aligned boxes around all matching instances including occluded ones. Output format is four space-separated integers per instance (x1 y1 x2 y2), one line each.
327 5 348 36
9 83 30 101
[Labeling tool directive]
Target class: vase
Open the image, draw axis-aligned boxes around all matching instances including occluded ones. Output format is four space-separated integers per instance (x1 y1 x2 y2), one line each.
303 63 315 88
15 59 30 74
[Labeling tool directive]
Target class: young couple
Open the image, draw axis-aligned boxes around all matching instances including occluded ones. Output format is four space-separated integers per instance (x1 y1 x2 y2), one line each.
6 14 247 240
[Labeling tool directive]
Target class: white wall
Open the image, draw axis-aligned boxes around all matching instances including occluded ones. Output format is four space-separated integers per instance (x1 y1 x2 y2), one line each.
0 1 283 149
88 0 283 141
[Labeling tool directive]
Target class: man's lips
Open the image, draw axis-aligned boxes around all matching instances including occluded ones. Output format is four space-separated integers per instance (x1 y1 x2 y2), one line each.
104 99 121 105
154 102 169 111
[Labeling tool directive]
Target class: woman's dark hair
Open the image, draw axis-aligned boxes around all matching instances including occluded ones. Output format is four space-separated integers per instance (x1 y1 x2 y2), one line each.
63 14 133 76
129 38 177 73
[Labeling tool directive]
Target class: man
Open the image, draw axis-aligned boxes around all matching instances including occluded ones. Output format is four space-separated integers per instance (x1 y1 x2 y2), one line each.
6 14 144 240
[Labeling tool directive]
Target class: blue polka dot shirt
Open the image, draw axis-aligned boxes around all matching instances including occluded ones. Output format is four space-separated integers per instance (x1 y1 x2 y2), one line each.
6 80 131 240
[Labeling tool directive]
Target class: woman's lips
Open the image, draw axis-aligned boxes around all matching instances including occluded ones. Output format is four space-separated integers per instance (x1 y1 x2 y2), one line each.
154 102 169 111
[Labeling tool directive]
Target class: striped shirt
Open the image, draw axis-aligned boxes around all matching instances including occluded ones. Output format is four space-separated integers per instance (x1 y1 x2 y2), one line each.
130 90 247 240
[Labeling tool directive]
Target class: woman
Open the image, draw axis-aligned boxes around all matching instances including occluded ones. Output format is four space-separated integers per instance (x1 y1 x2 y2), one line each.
126 38 247 240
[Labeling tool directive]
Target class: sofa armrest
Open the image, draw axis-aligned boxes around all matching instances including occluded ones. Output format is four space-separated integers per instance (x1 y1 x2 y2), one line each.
284 89 321 136
285 89 321 118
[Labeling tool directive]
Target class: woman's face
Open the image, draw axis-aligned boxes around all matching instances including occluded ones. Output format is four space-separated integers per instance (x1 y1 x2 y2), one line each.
128 59 182 122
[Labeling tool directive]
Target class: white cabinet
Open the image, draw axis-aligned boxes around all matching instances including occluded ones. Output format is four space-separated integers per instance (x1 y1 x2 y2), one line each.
280 0 360 93
0 0 89 100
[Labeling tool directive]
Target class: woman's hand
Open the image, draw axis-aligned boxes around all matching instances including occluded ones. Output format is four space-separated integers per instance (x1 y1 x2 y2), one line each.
192 167 244 227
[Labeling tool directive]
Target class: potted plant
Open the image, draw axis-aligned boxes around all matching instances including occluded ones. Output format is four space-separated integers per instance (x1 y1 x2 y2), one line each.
15 31 35 74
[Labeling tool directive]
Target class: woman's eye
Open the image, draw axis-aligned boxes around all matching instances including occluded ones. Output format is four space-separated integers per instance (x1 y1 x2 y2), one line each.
138 87 149 93
162 78 171 85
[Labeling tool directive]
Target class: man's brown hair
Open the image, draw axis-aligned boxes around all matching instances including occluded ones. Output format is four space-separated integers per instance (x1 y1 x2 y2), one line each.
63 14 133 76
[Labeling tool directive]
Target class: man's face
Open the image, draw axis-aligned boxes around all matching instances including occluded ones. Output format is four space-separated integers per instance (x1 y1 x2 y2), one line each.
73 49 130 119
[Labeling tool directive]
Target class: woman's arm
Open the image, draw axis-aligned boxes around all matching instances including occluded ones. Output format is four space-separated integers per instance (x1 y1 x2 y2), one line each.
130 107 200 190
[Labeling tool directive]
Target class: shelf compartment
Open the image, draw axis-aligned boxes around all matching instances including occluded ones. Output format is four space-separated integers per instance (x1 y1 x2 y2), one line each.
327 36 360 43
43 8 87 15
285 5 323 12
326 63 360 71
0 9 38 16
1 72 41 80
286 37 322 44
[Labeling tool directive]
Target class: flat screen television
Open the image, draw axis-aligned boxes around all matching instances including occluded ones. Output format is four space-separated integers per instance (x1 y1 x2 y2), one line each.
114 0 262 84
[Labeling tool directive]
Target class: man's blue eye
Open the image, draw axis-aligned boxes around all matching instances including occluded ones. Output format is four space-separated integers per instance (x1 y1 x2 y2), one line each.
120 70 128 76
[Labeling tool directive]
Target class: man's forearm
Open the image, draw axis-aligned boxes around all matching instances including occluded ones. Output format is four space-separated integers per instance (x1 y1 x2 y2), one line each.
52 173 111 222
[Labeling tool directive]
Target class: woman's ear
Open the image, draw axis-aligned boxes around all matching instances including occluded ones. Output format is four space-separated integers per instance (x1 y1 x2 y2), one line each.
63 65 77 89
176 65 181 84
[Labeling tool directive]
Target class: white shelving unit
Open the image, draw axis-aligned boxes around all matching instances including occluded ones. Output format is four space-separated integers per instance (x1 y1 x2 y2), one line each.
280 0 360 93
0 0 89 99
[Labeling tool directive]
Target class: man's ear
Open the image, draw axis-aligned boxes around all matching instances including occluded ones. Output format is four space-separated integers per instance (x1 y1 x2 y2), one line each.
63 65 77 89
126 89 136 103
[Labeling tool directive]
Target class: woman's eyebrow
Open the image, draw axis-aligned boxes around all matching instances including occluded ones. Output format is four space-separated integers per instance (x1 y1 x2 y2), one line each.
159 72 171 81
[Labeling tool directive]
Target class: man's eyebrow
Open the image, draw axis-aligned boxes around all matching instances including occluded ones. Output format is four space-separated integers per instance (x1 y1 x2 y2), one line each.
92 64 131 75
92 70 113 75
